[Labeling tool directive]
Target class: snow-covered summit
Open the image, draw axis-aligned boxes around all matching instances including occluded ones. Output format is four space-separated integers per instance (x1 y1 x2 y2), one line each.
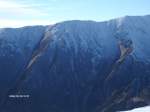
52 15 150 62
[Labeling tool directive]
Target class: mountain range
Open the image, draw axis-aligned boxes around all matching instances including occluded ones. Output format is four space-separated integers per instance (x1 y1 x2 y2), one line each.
0 15 150 112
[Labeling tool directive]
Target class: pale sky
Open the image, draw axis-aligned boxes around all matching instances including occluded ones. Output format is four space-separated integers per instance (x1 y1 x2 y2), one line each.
0 0 150 28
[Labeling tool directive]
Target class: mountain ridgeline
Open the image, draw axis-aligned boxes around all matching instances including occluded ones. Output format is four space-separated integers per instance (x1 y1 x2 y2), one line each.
0 15 150 112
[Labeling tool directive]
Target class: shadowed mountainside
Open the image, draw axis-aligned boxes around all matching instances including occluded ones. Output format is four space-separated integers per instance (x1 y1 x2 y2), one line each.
0 15 150 112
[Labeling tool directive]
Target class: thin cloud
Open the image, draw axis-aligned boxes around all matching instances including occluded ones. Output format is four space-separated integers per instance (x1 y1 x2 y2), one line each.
0 0 73 27
0 0 50 18
0 0 53 27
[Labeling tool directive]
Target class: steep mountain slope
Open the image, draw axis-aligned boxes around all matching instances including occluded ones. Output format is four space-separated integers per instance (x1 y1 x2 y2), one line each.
0 15 150 112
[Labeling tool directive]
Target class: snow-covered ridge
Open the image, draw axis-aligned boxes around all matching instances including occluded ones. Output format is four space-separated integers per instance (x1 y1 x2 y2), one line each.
52 15 150 62
121 106 150 112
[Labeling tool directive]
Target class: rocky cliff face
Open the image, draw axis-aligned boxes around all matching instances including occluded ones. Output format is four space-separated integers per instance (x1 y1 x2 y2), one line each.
0 15 150 112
